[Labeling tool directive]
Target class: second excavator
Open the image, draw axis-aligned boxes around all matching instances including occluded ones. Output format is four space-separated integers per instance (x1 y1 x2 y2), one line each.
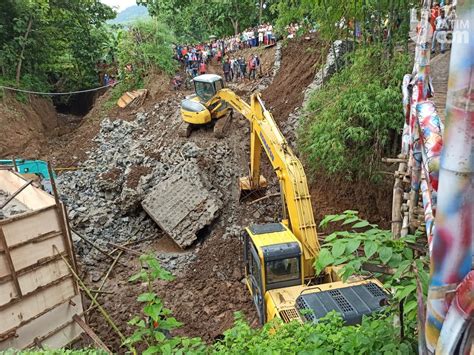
180 75 388 325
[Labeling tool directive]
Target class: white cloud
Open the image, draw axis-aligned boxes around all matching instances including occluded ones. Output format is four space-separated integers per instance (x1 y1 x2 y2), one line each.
101 0 138 12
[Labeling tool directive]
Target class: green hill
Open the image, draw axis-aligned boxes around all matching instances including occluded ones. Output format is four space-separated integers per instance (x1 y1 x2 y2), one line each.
108 5 149 24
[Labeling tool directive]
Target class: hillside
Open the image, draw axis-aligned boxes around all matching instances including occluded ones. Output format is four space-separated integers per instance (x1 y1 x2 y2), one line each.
108 5 149 24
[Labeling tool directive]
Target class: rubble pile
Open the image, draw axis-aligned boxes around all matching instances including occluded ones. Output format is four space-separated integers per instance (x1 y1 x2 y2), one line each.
57 98 244 271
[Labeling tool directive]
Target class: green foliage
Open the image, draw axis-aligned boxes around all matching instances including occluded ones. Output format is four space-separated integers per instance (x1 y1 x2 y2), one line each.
212 311 413 354
0 0 115 92
117 19 177 78
125 254 207 354
138 0 263 41
299 45 411 179
316 210 429 341
1 349 106 355
272 0 412 41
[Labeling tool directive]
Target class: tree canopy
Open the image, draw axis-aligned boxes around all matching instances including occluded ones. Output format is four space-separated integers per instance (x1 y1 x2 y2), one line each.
0 0 115 92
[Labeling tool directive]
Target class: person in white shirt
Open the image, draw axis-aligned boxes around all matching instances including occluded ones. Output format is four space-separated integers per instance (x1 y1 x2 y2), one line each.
431 9 449 54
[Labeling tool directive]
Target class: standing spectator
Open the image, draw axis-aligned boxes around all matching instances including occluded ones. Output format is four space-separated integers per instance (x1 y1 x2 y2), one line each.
232 58 240 81
258 27 264 46
431 3 441 31
255 54 261 76
199 60 207 75
239 57 247 81
192 61 199 77
248 55 257 80
432 9 449 54
223 58 232 82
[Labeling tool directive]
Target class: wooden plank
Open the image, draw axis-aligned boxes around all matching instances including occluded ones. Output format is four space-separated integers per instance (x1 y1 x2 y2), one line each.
0 254 10 279
0 205 56 226
0 229 21 298
2 208 61 248
0 280 17 306
0 277 75 334
0 294 83 350
9 234 65 273
0 258 70 306
0 170 55 210
39 322 83 350
73 315 111 353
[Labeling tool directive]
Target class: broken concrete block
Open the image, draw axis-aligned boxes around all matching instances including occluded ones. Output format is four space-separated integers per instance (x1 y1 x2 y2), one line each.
141 175 222 248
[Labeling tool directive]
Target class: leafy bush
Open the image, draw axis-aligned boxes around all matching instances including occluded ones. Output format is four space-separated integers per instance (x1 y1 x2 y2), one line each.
299 45 411 180
316 210 428 345
117 19 177 79
213 311 413 354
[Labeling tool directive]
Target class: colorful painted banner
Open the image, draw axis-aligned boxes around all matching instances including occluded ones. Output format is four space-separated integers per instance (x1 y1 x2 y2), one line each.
425 0 474 351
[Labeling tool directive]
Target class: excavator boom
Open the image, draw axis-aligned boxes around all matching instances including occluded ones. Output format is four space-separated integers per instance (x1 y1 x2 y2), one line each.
216 89 319 278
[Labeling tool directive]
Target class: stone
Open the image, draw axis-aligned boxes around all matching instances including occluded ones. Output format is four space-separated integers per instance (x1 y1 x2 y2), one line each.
142 173 222 249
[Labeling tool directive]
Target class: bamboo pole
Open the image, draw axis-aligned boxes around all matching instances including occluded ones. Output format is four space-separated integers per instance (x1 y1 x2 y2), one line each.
52 245 129 349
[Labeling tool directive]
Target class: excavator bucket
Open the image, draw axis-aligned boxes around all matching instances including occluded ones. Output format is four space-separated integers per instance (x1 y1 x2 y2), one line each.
239 175 268 200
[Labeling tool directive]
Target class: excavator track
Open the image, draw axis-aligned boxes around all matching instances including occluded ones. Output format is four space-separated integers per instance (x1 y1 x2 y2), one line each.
213 110 233 139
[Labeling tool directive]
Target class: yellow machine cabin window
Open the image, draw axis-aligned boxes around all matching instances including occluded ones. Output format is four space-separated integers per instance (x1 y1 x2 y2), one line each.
194 81 215 102
266 258 300 285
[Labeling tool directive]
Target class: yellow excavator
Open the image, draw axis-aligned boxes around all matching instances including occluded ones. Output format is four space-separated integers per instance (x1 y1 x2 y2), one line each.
179 74 233 138
180 75 388 325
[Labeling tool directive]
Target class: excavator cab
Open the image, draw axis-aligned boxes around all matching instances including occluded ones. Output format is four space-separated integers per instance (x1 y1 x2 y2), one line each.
179 74 232 138
243 223 304 324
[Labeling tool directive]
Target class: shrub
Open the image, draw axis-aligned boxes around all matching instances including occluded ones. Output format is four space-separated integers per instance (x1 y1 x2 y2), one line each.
299 45 411 180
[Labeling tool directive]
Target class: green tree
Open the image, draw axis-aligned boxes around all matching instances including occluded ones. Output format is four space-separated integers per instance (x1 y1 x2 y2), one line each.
0 0 115 92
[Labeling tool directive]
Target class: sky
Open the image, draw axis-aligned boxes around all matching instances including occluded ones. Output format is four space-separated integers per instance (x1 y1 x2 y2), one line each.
100 0 137 12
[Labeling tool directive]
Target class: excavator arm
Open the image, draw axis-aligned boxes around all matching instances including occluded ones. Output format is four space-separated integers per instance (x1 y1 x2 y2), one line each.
216 89 320 279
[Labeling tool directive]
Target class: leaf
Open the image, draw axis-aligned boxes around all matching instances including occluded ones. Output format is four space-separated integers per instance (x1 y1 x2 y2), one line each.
345 239 361 254
402 248 414 260
319 214 336 228
331 214 347 222
315 248 335 274
333 256 349 265
137 292 156 302
364 240 377 258
342 216 359 225
331 240 346 258
324 233 338 242
352 220 370 229
129 270 147 282
342 210 359 215
404 299 418 314
392 260 412 279
144 303 163 321
378 246 393 264
396 284 416 300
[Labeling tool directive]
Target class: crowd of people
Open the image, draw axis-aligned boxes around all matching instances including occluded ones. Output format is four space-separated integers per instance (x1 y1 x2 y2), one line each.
172 23 276 87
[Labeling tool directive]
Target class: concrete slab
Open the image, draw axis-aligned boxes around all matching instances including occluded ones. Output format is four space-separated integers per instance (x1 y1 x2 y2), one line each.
141 175 222 248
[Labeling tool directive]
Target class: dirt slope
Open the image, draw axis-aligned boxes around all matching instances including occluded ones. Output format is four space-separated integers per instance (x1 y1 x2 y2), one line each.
0 95 58 158
263 35 328 123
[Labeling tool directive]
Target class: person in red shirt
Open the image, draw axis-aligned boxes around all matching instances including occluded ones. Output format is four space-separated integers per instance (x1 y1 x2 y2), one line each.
199 60 207 75
430 3 441 31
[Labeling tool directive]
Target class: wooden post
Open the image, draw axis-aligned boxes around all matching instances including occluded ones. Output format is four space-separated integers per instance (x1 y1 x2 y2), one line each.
0 228 22 297
73 315 111 353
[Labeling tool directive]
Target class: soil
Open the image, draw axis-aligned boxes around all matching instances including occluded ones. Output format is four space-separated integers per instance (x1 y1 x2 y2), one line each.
0 94 58 158
125 165 152 189
263 35 328 123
